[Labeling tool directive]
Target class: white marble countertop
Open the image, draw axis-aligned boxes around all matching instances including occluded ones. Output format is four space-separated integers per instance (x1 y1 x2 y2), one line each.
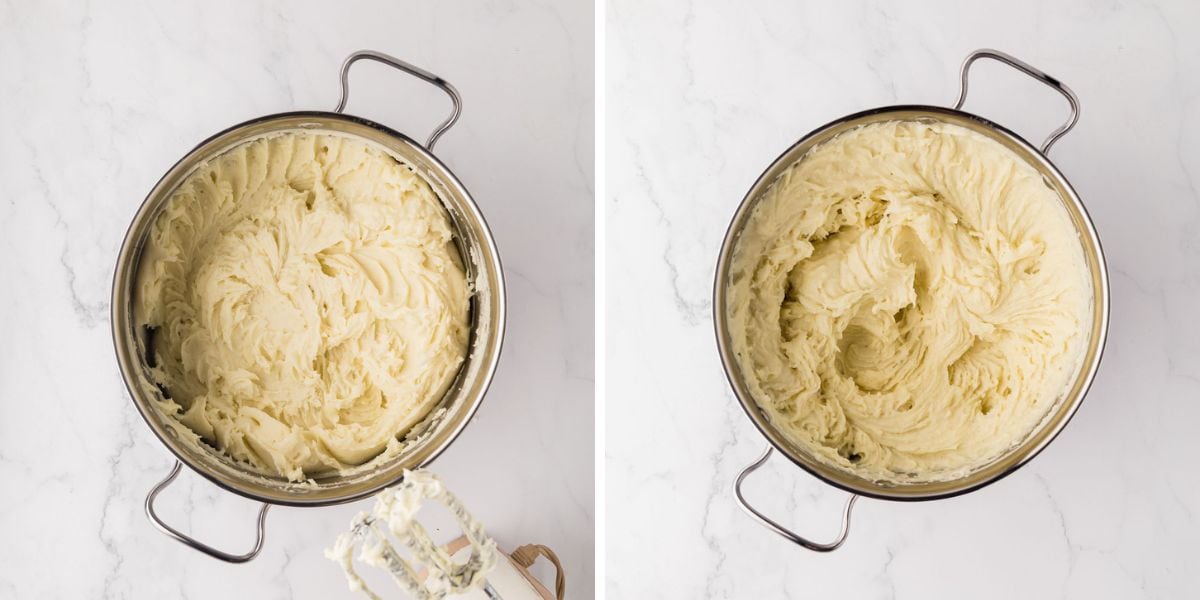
607 0 1200 598
0 1 593 598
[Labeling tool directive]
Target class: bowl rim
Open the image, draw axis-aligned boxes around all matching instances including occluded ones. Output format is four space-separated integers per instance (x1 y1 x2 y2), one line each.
111 110 507 507
713 104 1110 502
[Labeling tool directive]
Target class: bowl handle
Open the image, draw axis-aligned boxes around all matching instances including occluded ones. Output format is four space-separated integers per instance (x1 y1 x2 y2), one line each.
733 446 857 552
144 461 271 563
953 48 1080 154
334 49 463 151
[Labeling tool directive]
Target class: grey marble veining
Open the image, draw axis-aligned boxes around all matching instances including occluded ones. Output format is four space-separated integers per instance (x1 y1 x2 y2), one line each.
606 0 1200 598
0 1 593 598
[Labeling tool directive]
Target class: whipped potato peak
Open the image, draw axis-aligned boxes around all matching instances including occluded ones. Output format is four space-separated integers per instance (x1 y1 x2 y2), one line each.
137 132 470 482
727 120 1090 483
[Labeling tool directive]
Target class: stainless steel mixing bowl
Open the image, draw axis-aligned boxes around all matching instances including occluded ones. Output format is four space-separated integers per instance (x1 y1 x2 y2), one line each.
111 51 506 562
714 49 1109 551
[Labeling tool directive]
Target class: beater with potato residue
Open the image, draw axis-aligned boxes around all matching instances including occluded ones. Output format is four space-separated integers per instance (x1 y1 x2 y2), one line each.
326 470 501 599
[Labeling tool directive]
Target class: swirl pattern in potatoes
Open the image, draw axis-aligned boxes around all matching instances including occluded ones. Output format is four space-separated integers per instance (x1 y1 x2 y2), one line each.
727 121 1090 483
136 133 469 482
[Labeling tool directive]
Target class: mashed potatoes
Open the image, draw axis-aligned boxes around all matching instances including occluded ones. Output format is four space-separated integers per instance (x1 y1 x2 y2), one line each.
727 121 1090 483
136 133 469 482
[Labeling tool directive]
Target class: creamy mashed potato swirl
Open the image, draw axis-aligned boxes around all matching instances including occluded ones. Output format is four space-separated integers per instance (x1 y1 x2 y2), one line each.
137 133 469 482
727 121 1090 482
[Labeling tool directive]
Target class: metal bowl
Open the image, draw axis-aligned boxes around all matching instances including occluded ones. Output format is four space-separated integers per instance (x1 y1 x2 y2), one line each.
111 51 505 561
714 50 1109 550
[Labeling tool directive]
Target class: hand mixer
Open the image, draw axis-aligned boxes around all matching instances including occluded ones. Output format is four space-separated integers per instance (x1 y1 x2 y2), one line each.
326 470 502 600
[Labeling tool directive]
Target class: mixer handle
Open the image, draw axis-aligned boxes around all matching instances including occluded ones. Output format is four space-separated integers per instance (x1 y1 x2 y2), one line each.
335 49 463 151
954 48 1080 154
145 461 271 563
733 446 857 552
